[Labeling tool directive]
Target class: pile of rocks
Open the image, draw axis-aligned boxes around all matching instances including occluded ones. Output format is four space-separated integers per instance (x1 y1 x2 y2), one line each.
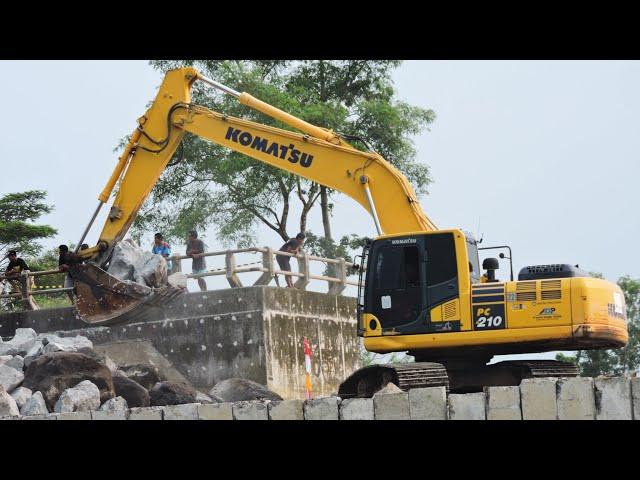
0 328 283 419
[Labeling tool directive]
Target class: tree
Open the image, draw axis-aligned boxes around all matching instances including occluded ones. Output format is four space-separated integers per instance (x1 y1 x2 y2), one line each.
556 274 640 376
135 61 435 250
0 190 57 265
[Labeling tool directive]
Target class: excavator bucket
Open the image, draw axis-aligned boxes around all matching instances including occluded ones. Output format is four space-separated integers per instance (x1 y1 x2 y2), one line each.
70 263 185 326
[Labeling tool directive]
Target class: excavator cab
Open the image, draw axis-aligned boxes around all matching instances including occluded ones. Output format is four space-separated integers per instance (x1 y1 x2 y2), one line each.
358 229 474 337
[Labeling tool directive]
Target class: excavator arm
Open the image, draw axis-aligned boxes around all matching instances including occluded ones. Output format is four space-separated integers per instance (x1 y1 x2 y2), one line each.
72 67 436 325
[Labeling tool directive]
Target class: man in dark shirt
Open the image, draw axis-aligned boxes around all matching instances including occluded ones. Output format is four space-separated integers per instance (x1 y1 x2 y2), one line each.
4 250 29 277
58 244 75 303
186 230 207 292
3 250 31 298
277 232 306 288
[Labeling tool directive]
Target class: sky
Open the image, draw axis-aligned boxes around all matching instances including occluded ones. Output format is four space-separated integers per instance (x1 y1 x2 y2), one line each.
1 60 638 360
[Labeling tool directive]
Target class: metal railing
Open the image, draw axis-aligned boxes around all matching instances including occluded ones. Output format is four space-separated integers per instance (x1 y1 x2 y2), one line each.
170 247 360 295
0 247 361 311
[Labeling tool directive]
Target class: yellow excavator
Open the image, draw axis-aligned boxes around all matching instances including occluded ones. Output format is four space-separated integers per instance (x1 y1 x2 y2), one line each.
68 67 628 393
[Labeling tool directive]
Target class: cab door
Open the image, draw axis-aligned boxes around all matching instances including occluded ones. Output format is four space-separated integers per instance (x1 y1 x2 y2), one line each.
366 238 429 335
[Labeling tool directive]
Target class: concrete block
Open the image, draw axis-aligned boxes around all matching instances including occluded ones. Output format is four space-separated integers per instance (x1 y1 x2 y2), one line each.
268 400 304 420
340 398 374 420
129 407 163 420
233 401 269 420
557 377 595 420
485 386 521 420
59 411 92 420
91 409 129 420
520 378 558 420
448 393 486 420
373 392 410 420
198 403 233 420
632 378 640 420
594 377 632 420
163 403 199 420
409 387 447 420
304 397 340 420
22 414 58 420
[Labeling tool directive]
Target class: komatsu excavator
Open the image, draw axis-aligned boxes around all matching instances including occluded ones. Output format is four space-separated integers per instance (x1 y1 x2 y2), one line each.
68 67 628 393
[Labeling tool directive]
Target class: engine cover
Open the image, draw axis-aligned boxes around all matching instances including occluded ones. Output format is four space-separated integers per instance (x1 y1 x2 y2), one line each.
518 264 589 281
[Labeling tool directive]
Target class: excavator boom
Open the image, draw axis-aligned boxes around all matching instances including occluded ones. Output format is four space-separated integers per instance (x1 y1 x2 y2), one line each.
73 67 436 324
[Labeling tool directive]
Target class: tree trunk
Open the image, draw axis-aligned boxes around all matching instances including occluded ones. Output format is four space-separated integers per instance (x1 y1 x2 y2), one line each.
320 186 332 241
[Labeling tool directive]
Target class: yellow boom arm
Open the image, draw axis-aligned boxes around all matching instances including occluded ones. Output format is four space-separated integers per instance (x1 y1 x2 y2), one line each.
86 67 436 261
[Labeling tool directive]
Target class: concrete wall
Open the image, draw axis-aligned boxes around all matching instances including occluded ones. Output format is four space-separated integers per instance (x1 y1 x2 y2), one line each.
0 287 360 400
2 376 637 420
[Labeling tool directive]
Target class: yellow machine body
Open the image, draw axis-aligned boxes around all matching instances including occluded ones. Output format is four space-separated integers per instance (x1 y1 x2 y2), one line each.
359 230 627 359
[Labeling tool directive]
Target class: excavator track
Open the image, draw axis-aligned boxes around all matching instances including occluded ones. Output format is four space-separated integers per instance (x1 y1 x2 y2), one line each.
492 359 580 379
338 362 449 399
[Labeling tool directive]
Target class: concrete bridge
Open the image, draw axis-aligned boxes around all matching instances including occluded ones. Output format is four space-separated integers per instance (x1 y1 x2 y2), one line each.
0 286 361 400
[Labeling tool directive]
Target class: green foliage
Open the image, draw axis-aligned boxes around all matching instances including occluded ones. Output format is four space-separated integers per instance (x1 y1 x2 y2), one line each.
555 274 640 376
302 232 371 277
137 61 435 246
0 190 57 262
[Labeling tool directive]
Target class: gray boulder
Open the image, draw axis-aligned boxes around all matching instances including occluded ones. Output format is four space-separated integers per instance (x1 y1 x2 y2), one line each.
5 355 24 372
208 378 283 403
24 343 43 368
0 386 20 417
0 364 24 392
373 382 403 396
150 381 197 406
23 352 115 411
196 391 215 404
39 334 93 353
0 328 38 356
54 380 101 413
21 391 49 415
113 373 149 408
107 239 168 288
99 396 128 411
0 355 12 364
10 386 32 409
119 363 162 390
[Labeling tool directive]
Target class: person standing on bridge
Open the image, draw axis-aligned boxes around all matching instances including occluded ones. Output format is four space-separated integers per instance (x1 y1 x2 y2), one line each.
277 232 306 289
152 233 172 274
58 245 75 303
186 230 207 292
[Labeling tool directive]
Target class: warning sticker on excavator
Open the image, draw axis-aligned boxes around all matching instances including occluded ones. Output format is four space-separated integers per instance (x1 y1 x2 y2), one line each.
381 295 391 309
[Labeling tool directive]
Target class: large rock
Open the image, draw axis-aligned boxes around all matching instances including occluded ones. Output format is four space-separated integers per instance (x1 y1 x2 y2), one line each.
0 328 38 356
24 343 43 368
107 239 167 288
196 391 215 404
10 386 32 409
208 378 283 403
119 364 162 391
0 364 24 392
99 396 128 411
113 373 149 408
0 386 20 417
5 355 24 372
21 391 49 415
150 381 197 406
23 352 115 411
54 380 101 413
39 334 93 354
